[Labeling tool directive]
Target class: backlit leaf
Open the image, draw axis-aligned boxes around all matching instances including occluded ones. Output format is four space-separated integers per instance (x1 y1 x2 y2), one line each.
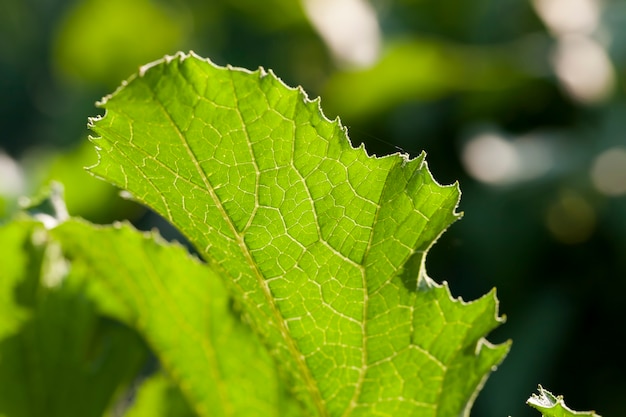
89 51 510 416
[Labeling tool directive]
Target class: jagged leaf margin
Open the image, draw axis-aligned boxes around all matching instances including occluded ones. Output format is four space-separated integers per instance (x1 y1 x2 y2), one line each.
527 386 601 417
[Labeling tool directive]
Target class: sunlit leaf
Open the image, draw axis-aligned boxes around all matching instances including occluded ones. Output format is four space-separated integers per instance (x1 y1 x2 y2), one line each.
89 51 510 416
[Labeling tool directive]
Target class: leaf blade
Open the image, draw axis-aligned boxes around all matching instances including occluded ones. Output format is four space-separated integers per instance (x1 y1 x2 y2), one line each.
90 52 510 416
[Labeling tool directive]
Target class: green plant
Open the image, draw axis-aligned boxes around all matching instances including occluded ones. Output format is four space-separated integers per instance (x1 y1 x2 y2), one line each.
0 52 600 417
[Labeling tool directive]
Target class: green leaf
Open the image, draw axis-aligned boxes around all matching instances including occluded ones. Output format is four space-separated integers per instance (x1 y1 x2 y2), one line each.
0 220 147 417
89 51 510 416
527 386 601 417
52 219 301 417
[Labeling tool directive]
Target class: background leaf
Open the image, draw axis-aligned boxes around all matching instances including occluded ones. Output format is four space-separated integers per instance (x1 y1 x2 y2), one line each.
0 220 147 417
52 219 301 417
89 52 510 416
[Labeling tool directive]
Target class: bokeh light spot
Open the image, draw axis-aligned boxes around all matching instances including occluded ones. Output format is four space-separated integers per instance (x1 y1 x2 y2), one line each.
303 0 381 68
551 35 615 104
591 147 626 196
462 133 520 185
545 191 596 244
0 150 25 196
532 0 600 36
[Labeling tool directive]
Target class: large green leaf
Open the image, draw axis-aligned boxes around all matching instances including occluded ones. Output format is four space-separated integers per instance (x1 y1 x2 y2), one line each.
89 51 510 416
527 386 601 417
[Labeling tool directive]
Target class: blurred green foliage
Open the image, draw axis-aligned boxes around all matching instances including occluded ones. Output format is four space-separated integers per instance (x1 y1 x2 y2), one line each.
0 220 148 417
1 0 625 416
53 0 189 86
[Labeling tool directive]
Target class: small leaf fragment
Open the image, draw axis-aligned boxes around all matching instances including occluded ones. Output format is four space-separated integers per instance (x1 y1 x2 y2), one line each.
527 386 601 417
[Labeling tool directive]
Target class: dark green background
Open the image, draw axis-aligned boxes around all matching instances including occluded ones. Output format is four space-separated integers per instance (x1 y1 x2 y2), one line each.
1 0 624 415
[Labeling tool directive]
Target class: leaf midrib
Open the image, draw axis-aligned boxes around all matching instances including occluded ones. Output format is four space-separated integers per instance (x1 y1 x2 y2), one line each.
226 69 330 416
145 64 329 416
